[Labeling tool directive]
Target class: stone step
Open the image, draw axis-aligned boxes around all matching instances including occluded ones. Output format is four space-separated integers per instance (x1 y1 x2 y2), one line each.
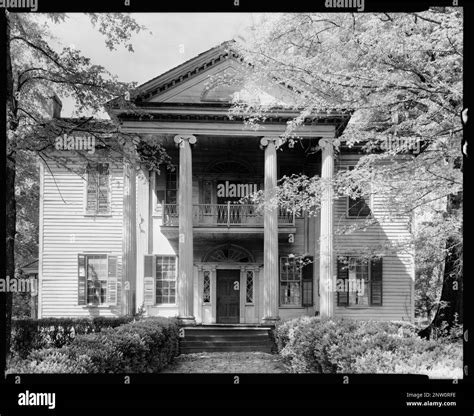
180 345 272 354
179 325 274 354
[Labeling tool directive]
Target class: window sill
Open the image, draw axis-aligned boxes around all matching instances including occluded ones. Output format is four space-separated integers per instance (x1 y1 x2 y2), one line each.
340 305 381 309
244 303 255 307
84 213 113 217
345 215 373 220
279 305 306 309
81 305 114 309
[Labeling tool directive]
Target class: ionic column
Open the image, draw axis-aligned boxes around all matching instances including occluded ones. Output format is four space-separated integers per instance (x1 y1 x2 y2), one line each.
319 138 334 318
122 142 137 315
174 134 197 325
260 137 280 324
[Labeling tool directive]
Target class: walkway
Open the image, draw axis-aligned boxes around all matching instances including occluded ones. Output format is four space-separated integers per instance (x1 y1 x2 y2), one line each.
162 352 289 373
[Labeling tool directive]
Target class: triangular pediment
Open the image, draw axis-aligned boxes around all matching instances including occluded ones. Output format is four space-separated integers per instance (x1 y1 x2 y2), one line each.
134 41 296 106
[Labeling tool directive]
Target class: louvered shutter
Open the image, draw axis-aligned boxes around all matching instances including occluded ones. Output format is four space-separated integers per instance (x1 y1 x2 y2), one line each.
78 255 87 305
107 255 118 305
144 255 155 306
302 256 313 307
370 257 383 306
337 257 349 306
86 166 98 212
97 163 110 214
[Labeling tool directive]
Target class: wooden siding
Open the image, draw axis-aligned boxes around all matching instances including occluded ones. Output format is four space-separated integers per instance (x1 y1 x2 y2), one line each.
39 156 124 318
333 153 414 321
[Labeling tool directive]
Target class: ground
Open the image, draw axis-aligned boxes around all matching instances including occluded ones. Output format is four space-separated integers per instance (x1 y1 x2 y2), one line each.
161 352 289 373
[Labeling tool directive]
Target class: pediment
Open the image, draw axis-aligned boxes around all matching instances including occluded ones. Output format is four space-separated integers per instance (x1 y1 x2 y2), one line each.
135 42 296 107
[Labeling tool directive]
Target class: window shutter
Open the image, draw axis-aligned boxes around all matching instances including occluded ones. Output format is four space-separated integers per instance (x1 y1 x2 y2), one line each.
302 256 313 307
144 255 155 306
97 163 110 214
370 257 383 306
107 255 118 305
78 255 87 305
337 257 349 306
86 167 98 212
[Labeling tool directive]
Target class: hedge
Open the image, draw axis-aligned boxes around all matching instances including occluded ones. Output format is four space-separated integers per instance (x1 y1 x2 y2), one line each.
10 316 135 359
274 317 463 378
7 317 180 374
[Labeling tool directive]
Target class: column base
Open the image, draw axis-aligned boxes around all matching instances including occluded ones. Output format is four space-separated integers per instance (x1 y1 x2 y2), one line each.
178 316 196 326
261 316 280 326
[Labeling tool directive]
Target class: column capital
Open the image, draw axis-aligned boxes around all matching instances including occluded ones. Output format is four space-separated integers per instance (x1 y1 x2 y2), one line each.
260 136 282 148
318 138 334 151
174 134 197 146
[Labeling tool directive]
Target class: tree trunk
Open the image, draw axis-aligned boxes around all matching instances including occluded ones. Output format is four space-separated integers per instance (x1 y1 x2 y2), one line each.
3 10 17 365
419 192 462 339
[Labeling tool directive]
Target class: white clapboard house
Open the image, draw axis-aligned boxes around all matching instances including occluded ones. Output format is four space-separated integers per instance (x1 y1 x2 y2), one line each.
38 41 415 324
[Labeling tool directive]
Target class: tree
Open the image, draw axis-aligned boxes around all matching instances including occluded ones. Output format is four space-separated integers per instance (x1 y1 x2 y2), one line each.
231 9 463 331
3 12 170 368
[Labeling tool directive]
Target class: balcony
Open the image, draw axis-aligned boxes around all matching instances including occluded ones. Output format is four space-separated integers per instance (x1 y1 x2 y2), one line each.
162 203 295 228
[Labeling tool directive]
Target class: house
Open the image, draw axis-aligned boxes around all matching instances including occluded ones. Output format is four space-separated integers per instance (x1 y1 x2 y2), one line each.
37 41 415 323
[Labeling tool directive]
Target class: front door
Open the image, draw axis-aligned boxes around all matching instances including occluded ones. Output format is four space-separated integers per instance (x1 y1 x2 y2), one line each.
216 269 240 324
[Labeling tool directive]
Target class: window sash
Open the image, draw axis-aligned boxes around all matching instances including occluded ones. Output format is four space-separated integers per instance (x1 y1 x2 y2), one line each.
155 255 177 305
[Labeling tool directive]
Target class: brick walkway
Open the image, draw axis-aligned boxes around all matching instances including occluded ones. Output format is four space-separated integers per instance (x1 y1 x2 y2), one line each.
162 352 289 373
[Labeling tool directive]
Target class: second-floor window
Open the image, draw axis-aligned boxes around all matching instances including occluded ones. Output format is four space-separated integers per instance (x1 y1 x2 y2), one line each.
86 163 110 214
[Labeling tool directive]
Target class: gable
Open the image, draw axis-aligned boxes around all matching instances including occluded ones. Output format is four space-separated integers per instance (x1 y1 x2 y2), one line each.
136 42 296 106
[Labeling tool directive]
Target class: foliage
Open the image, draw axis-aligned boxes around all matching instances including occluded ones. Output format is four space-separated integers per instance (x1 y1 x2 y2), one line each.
232 9 463 321
7 317 180 374
274 317 462 378
10 316 134 359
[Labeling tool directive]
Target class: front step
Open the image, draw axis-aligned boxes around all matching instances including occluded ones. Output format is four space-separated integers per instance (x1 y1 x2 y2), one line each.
179 326 274 354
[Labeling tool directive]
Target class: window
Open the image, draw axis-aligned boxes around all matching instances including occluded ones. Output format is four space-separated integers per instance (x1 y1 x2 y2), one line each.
86 163 110 214
78 254 118 306
165 167 178 205
280 256 313 307
156 256 177 304
346 166 371 218
246 271 254 303
203 271 211 303
337 256 383 307
143 255 178 306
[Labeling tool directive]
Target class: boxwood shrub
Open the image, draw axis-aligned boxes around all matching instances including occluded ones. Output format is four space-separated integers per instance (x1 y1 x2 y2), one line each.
7 317 179 374
274 317 462 378
10 316 134 359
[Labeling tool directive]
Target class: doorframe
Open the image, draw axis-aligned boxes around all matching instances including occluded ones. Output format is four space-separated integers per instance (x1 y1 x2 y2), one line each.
195 262 261 324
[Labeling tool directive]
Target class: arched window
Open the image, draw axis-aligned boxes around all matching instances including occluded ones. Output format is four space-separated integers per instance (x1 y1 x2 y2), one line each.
202 243 255 263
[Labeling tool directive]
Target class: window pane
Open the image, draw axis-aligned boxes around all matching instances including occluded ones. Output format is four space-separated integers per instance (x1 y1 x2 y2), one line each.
246 271 254 303
86 255 107 305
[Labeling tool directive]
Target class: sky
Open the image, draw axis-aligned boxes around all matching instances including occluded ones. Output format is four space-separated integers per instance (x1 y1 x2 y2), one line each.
44 13 259 118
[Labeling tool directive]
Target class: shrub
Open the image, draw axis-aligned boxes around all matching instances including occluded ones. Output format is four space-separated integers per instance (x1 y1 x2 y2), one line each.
10 316 134 359
273 317 462 378
7 317 180 374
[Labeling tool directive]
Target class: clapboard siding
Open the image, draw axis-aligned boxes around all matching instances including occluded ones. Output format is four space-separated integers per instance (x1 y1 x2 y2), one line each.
39 158 124 318
333 153 414 321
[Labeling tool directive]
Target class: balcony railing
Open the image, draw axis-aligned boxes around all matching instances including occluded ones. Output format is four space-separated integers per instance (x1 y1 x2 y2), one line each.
162 203 295 227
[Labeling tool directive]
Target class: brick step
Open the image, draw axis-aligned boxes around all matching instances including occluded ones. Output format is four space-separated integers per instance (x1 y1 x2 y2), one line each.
180 345 272 353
